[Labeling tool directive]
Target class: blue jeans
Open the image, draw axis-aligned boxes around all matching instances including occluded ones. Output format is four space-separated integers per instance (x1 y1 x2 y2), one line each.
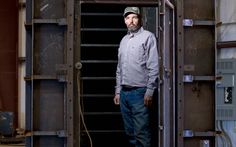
120 87 151 147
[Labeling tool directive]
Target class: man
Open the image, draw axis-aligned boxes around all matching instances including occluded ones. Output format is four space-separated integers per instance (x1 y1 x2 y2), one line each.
113 7 159 147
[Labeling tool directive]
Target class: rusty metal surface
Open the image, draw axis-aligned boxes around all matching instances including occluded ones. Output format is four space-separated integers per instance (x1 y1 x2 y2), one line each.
176 0 185 146
184 27 215 75
184 0 214 19
184 83 214 130
177 0 216 146
217 40 236 48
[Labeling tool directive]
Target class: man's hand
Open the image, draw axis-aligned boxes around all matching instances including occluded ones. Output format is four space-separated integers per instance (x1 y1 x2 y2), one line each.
144 95 152 107
113 94 120 105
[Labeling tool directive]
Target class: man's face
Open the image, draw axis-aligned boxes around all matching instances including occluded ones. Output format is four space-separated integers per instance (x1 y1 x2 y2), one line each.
124 13 140 32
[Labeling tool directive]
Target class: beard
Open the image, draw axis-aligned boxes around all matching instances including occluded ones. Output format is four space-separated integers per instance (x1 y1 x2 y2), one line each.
127 25 140 32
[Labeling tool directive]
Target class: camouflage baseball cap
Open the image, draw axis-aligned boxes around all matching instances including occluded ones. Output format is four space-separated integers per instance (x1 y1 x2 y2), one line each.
123 7 140 17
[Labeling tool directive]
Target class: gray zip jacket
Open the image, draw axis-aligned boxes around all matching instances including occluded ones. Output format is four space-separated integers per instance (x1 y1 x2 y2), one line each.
115 27 159 97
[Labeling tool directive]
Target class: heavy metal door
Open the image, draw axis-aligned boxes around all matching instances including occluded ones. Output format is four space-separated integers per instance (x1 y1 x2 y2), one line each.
25 0 75 146
176 0 216 146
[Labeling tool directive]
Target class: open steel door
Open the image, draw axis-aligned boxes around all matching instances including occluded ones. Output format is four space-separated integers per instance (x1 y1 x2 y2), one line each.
158 1 176 147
